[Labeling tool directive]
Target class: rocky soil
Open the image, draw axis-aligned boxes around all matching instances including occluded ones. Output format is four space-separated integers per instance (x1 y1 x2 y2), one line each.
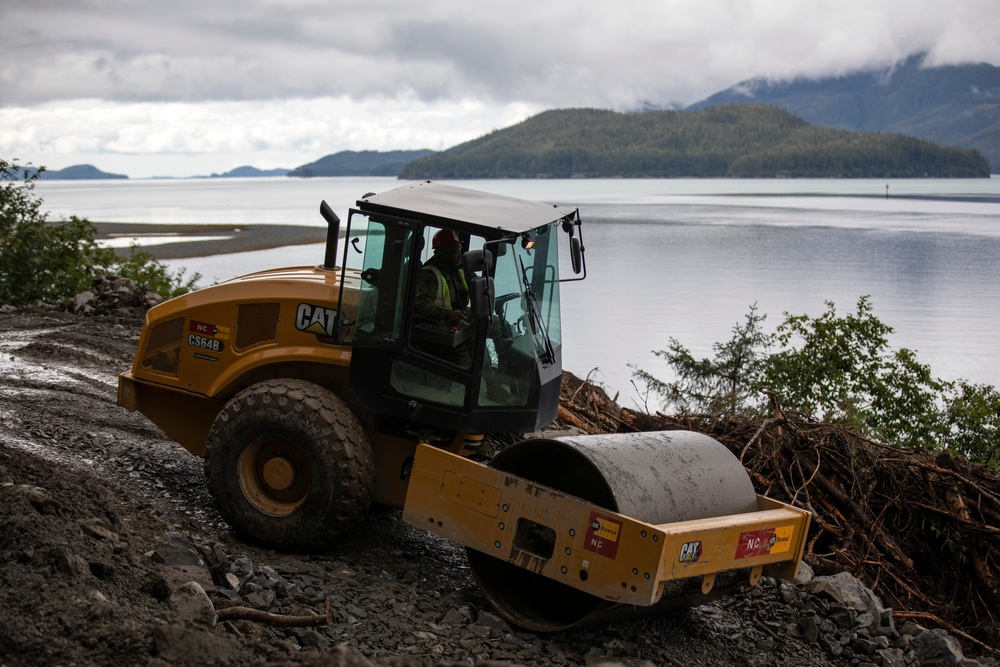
0 278 994 667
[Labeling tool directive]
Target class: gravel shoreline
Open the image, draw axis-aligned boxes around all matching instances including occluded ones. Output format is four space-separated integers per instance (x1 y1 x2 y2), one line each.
94 222 329 260
1 283 996 666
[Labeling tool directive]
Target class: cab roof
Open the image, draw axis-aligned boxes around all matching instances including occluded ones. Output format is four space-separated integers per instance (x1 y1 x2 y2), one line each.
356 181 575 235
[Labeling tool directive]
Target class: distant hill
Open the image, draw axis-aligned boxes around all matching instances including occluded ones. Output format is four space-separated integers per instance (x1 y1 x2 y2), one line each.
289 150 436 177
210 165 289 178
688 54 1000 173
35 164 128 180
398 105 989 179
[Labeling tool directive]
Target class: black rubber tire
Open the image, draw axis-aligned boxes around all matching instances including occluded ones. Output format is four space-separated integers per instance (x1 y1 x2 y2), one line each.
204 379 374 551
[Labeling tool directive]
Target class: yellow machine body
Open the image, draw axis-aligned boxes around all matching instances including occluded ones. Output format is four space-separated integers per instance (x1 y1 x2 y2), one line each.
119 265 359 454
116 183 811 632
404 443 811 630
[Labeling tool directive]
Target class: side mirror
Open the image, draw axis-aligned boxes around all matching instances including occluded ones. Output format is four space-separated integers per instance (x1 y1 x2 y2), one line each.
463 249 493 276
469 276 495 319
561 212 586 280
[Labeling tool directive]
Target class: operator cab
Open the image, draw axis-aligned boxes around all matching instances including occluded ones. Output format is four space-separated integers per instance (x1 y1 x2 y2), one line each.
334 181 585 434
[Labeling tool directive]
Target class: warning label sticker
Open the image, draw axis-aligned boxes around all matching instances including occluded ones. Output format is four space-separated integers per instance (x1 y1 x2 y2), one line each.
584 511 623 560
189 319 230 341
735 525 795 559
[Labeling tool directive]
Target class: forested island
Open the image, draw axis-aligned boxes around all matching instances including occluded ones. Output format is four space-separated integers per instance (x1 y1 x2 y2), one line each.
289 149 435 177
29 164 128 180
398 105 990 179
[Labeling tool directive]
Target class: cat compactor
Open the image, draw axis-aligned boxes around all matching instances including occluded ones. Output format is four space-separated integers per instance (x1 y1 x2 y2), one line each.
118 181 810 631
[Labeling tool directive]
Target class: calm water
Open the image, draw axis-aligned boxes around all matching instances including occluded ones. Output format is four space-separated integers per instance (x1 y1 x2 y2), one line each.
36 177 1000 404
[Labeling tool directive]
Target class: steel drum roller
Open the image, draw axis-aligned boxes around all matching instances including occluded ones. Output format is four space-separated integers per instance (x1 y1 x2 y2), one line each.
467 430 759 631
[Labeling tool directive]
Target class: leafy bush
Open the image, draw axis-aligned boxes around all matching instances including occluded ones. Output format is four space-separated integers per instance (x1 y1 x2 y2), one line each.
940 381 1000 468
634 297 999 468
1 158 198 307
764 297 944 447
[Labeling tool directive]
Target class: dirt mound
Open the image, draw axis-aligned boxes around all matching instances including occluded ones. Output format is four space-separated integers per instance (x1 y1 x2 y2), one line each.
63 275 164 318
0 445 253 666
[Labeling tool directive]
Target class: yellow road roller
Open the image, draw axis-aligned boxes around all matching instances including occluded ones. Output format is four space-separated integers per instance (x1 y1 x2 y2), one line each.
118 181 810 630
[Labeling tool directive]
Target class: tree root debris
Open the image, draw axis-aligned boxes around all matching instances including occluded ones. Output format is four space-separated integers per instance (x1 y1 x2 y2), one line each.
216 596 334 627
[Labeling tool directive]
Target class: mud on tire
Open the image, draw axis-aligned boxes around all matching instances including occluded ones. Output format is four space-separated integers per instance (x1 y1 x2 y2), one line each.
205 379 374 551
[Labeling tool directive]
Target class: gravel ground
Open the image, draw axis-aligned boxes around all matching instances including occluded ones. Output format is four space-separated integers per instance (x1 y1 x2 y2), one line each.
0 283 992 667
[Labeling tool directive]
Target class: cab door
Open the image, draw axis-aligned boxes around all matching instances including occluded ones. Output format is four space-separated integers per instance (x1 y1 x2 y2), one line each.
342 212 482 432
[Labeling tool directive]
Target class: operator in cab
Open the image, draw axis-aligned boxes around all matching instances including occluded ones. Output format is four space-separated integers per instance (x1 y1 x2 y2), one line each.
415 229 470 326
413 228 513 402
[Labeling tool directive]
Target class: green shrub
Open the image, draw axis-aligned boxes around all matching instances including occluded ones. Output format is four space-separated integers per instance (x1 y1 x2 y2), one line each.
635 297 998 469
764 297 944 448
1 158 198 307
940 381 1000 468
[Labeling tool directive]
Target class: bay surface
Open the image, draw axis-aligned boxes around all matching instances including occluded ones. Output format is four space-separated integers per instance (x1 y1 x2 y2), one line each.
37 176 1000 405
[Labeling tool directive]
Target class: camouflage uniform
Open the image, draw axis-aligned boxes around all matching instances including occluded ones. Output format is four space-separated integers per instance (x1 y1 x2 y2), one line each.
415 253 469 322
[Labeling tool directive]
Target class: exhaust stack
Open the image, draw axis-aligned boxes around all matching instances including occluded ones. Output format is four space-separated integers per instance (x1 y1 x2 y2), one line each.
319 200 340 269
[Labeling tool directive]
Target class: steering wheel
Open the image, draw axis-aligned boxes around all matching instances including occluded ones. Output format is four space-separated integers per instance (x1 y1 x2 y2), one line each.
494 292 520 317
492 293 525 344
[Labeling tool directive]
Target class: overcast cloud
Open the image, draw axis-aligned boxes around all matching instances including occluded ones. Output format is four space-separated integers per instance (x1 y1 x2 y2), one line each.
2 0 998 177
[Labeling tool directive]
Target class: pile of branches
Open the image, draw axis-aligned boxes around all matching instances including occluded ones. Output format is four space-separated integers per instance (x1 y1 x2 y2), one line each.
556 373 1000 653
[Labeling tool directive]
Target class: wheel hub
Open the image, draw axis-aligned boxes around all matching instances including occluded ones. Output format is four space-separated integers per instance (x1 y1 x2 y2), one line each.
262 456 296 491
237 437 311 516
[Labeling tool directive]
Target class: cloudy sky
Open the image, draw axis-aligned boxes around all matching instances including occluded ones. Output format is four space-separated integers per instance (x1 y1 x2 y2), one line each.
2 0 998 178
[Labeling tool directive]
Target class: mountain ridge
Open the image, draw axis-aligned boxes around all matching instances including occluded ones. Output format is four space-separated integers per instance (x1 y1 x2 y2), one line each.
398 105 989 179
23 56 999 178
687 54 1000 172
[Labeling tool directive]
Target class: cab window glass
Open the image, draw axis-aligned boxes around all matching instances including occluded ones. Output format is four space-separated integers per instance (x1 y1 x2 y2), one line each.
351 213 414 346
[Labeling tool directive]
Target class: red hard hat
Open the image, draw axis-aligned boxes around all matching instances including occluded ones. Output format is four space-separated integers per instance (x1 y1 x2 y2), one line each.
432 229 460 250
